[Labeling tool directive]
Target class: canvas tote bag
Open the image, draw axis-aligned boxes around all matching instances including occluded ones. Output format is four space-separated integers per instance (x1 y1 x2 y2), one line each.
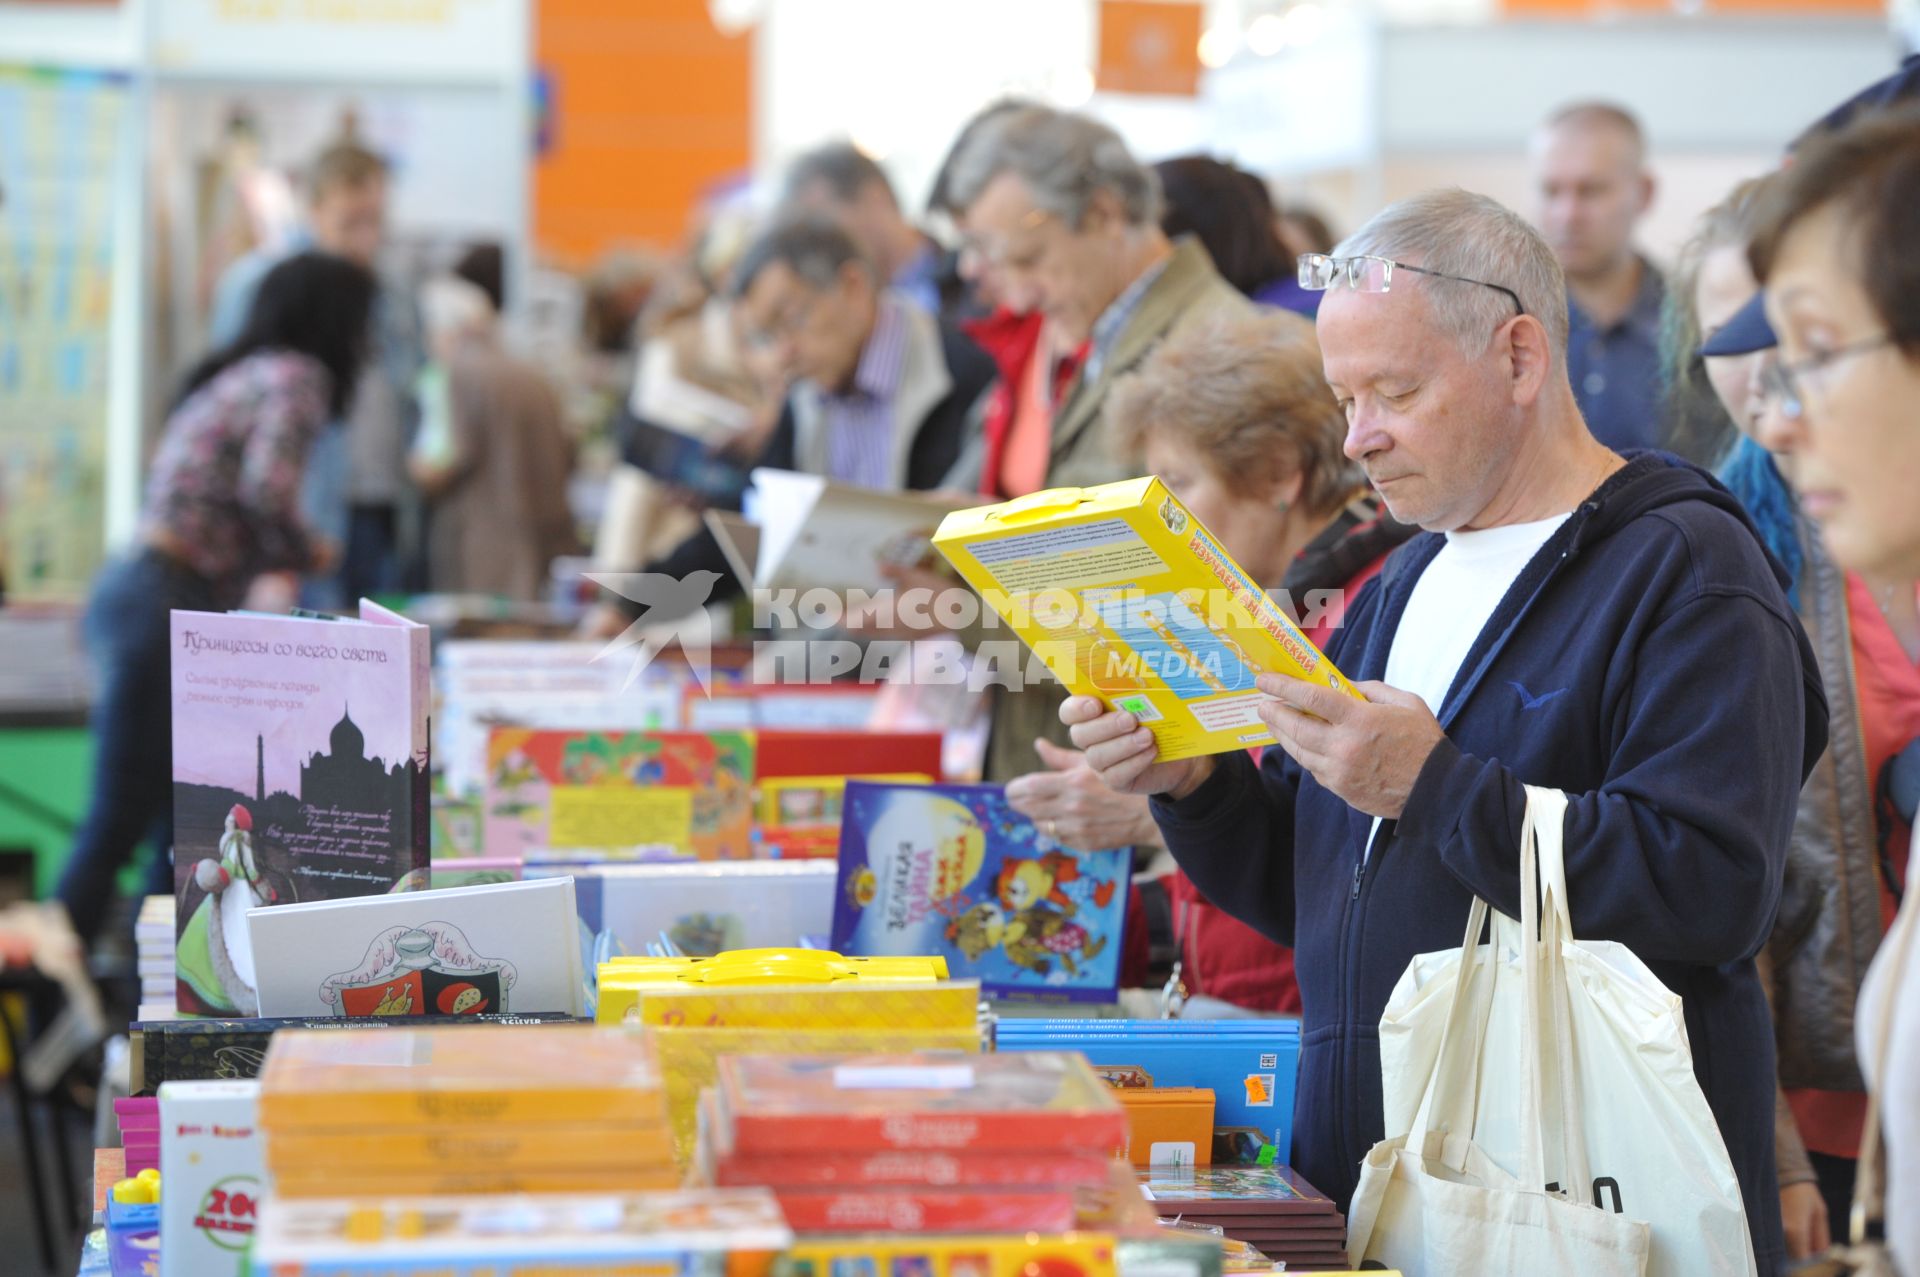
1348 785 1757 1276
1799 875 1920 1277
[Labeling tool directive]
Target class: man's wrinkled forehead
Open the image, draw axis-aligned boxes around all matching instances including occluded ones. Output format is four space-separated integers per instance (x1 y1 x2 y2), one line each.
1316 284 1454 386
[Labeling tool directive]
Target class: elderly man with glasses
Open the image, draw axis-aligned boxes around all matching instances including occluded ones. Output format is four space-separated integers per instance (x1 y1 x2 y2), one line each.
605 212 998 623
1068 189 1827 1272
936 104 1283 786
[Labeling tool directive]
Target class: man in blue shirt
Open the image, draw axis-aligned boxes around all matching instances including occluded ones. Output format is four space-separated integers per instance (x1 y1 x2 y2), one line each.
1531 101 1666 452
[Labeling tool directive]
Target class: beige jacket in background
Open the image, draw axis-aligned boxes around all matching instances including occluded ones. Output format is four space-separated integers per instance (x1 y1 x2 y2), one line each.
425 334 579 600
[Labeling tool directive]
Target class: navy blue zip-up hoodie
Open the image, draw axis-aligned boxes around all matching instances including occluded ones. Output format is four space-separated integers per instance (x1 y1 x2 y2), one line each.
1152 454 1828 1272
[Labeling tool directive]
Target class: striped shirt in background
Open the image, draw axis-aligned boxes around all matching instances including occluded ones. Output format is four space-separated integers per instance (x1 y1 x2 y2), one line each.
1084 255 1171 384
821 297 909 490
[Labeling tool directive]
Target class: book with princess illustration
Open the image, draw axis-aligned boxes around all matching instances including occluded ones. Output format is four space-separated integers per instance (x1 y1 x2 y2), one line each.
168 602 430 1018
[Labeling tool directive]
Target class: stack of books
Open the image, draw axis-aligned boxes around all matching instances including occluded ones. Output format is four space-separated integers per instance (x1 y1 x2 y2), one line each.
704 1052 1134 1235
131 1012 578 1093
1113 1086 1216 1169
598 951 983 1163
1139 1166 1349 1273
995 1019 1302 1165
134 896 175 1021
113 1097 158 1176
257 1025 676 1197
249 1189 791 1277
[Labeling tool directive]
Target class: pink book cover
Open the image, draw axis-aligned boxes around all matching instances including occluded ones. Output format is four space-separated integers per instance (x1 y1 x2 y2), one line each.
169 603 429 1019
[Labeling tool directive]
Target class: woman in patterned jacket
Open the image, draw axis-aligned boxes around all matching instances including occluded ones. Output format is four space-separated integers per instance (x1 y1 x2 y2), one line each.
57 251 374 949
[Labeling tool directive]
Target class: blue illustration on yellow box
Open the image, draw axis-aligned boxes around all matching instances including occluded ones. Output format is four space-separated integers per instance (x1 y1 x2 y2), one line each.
1083 589 1264 702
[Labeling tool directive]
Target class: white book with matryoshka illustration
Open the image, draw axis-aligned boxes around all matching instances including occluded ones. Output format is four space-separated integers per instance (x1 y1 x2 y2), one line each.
246 877 585 1019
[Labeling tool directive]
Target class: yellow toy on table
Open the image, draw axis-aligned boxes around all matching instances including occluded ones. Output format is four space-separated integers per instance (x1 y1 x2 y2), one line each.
933 477 1361 761
110 1168 161 1205
596 949 968 1027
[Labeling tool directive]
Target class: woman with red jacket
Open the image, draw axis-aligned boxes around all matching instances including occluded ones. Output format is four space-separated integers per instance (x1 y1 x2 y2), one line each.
1005 309 1411 1011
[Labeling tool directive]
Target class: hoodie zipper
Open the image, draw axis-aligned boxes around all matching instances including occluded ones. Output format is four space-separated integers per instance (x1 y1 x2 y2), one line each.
1327 495 1603 1174
1332 836 1382 1168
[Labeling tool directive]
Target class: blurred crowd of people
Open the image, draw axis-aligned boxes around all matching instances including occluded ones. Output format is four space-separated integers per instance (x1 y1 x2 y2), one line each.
57 53 1920 1275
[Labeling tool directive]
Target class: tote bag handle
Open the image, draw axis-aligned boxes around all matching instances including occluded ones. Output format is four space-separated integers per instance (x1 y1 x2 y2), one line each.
1405 787 1570 1192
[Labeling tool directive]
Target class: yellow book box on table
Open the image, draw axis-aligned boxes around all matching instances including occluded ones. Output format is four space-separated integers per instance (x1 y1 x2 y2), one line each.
932 478 1361 761
597 950 982 1164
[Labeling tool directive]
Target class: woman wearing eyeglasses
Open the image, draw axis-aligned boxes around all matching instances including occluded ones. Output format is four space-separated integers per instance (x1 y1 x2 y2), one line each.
1744 105 1920 1275
1667 173 1920 1265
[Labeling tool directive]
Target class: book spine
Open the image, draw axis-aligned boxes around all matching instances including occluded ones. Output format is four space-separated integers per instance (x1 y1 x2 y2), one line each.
259 1089 667 1130
634 987 980 1029
264 1127 676 1173
772 1187 1078 1235
409 620 431 873
267 1166 682 1199
724 1111 1128 1157
713 1150 1116 1189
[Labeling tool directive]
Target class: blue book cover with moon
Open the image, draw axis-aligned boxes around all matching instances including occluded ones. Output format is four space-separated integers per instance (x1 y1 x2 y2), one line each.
830 780 1129 1003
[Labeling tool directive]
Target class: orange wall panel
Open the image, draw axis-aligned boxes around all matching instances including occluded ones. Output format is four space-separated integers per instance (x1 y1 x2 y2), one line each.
1098 0 1204 98
534 0 753 266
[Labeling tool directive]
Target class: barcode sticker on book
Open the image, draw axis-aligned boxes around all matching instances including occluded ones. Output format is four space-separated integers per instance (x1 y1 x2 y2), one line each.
833 1065 976 1091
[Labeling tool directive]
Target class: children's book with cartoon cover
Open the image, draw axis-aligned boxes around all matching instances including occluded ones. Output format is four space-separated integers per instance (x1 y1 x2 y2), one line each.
168 603 430 1018
484 729 754 859
830 781 1129 1003
1136 1165 1337 1213
932 478 1361 762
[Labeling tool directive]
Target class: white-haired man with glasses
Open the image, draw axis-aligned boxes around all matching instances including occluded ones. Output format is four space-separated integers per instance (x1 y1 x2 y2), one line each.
1067 188 1826 1271
936 104 1277 785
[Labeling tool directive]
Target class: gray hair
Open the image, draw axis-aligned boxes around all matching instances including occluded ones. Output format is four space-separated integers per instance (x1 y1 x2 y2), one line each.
941 106 1162 229
1109 309 1359 516
784 141 899 209
1335 188 1569 359
729 211 872 299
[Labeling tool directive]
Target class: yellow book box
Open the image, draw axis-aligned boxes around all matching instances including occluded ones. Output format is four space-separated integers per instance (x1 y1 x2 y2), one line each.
933 478 1361 761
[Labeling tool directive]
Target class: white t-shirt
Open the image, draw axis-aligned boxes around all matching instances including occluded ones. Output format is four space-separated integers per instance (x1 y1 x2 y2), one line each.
1365 512 1569 860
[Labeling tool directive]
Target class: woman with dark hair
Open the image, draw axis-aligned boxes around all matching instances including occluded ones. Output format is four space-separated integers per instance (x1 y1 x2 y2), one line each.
1746 104 1920 1273
1275 202 1338 259
1667 173 1920 1263
1155 155 1318 316
56 250 375 948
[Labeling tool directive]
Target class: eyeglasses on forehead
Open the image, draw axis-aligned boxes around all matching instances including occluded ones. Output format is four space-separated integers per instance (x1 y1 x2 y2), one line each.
1298 253 1526 317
